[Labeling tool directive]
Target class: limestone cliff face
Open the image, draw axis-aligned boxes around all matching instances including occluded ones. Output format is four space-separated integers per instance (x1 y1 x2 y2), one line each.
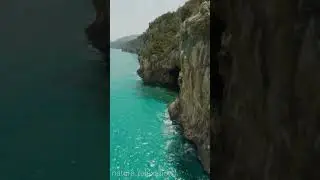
171 0 211 172
137 51 180 90
137 0 211 173
212 0 320 179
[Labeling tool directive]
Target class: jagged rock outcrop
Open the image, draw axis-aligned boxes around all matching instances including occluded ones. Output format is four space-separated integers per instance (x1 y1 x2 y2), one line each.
168 97 180 120
212 0 320 179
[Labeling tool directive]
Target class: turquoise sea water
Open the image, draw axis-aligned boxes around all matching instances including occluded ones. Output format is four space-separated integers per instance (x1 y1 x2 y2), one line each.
110 48 208 179
0 1 109 179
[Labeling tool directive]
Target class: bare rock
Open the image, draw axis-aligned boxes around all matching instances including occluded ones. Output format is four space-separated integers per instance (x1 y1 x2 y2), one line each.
168 97 180 120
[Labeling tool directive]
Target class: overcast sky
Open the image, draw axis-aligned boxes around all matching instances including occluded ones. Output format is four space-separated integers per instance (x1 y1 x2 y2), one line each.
110 0 187 41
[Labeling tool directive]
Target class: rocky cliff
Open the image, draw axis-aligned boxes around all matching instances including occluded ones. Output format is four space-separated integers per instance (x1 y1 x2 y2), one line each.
170 0 211 172
212 0 320 179
137 0 320 178
88 0 320 178
136 0 211 173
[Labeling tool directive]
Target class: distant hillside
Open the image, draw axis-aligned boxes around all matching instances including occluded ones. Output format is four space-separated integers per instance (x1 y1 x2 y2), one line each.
110 35 140 49
120 36 145 54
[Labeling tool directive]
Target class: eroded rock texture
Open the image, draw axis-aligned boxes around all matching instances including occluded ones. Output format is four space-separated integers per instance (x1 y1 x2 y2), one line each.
212 0 320 179
175 0 211 172
137 52 180 90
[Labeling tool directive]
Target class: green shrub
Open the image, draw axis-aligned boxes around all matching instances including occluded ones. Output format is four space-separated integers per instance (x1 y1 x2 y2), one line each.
136 0 209 59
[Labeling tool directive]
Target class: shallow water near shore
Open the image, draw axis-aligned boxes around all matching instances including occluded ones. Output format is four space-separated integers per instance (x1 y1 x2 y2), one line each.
110 48 208 179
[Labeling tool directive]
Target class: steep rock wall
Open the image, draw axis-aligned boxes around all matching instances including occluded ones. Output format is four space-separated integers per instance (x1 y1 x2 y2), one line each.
137 0 211 173
212 0 320 179
170 0 211 172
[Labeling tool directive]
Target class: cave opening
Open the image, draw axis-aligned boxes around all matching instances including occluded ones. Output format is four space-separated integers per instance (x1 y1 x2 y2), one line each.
169 66 181 92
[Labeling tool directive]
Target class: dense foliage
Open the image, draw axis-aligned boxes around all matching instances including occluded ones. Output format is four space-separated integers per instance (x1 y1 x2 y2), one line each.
139 0 209 59
114 0 209 57
177 0 203 21
139 12 181 59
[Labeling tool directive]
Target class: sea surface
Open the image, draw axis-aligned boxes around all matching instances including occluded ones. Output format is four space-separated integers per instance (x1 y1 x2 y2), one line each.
110 48 208 179
0 1 108 179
